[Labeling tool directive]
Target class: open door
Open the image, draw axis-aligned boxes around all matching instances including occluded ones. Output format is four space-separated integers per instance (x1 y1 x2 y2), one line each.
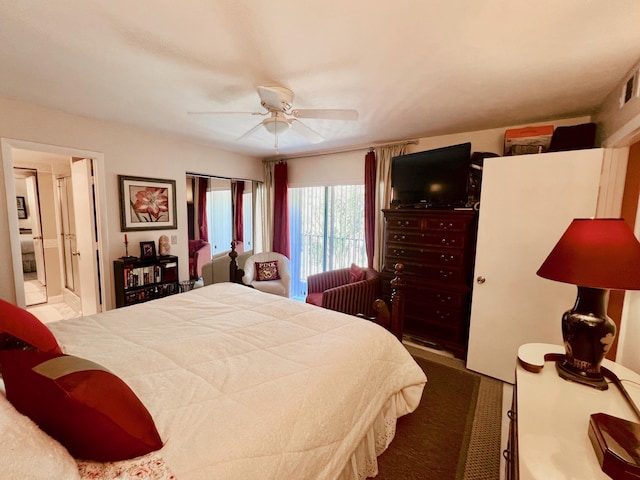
71 158 101 315
25 174 46 288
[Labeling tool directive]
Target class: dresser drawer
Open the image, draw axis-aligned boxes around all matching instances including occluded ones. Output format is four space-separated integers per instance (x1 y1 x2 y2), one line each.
424 215 472 232
380 273 468 309
410 283 467 309
386 230 467 248
385 211 474 233
406 303 465 327
386 215 422 230
387 260 467 285
385 244 465 267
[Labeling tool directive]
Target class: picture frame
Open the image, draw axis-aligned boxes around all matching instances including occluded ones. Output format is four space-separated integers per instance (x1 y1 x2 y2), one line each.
139 241 157 259
119 175 177 231
16 196 27 219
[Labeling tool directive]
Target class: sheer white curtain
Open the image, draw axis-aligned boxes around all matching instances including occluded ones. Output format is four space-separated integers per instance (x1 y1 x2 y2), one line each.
254 181 265 254
261 160 275 253
373 144 407 271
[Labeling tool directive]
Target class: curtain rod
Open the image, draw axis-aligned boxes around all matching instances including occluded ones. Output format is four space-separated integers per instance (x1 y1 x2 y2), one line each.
263 139 419 162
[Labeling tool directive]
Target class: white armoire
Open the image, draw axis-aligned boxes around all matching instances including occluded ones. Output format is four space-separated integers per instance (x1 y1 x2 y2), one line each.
466 148 628 384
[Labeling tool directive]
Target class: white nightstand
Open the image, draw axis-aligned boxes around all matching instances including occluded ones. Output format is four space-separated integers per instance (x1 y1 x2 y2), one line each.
506 343 640 479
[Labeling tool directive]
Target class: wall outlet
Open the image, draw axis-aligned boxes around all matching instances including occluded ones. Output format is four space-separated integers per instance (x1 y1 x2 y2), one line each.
171 235 178 245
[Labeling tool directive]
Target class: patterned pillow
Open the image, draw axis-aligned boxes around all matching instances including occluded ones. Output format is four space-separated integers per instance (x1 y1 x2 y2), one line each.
0 350 163 462
77 451 176 479
349 264 365 283
255 260 281 281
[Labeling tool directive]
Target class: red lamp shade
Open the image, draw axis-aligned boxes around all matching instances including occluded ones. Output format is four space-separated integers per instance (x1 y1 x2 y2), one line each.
537 218 640 290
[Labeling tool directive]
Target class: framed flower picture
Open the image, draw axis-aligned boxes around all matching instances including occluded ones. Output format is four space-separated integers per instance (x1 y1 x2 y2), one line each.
119 175 177 232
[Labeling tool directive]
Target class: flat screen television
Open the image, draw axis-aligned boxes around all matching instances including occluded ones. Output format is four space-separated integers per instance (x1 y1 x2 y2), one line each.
391 142 472 208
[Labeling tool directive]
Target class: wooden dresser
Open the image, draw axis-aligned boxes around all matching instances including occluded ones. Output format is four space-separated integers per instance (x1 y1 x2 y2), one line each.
381 208 478 358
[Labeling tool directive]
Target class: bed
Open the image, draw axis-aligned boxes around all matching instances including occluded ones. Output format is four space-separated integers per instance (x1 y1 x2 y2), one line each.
19 232 36 273
0 263 426 479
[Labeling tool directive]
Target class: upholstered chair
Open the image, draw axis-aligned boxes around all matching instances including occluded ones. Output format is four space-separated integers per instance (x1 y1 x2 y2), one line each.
242 252 291 297
305 264 379 317
188 240 212 280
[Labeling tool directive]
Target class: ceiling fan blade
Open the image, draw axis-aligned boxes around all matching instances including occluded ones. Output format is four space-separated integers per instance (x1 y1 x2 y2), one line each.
291 109 359 121
236 121 265 141
187 111 266 116
291 119 324 144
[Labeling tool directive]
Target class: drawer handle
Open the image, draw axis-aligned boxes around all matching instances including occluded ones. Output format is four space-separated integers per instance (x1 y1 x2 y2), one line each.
394 234 406 241
438 222 455 230
439 270 453 279
436 294 452 303
436 310 450 320
396 220 410 226
440 254 455 262
503 449 511 462
441 238 456 245
393 249 405 256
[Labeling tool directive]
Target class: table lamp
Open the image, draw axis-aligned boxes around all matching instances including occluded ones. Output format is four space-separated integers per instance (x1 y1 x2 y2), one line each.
537 218 640 390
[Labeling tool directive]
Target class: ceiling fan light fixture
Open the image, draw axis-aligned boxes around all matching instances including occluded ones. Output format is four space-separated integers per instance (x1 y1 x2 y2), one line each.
263 116 291 137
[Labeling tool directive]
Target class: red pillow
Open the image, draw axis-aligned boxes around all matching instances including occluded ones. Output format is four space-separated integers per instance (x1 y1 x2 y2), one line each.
349 264 365 283
0 298 61 354
0 350 163 462
255 260 280 281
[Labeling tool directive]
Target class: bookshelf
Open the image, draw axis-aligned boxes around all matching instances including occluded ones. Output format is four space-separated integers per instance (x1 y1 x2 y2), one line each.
114 255 179 308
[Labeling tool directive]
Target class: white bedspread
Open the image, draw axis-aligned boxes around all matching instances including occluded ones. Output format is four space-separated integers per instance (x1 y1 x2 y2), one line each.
49 283 426 479
20 233 34 254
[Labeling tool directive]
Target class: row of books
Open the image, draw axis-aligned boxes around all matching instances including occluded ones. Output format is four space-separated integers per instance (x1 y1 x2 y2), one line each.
123 265 167 289
123 284 178 305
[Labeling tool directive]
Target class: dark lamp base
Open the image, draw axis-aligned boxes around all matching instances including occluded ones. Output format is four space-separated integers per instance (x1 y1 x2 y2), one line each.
556 358 608 390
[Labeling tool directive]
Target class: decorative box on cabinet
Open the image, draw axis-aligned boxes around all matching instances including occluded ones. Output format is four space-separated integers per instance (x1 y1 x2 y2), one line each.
381 209 478 358
114 255 179 308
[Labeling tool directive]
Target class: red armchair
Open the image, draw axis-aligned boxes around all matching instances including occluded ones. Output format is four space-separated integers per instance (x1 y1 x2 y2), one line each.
188 239 211 280
305 265 379 317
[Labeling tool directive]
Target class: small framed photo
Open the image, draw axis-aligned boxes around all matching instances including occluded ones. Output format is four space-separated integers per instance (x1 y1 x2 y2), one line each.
119 175 177 232
16 196 27 219
139 241 157 259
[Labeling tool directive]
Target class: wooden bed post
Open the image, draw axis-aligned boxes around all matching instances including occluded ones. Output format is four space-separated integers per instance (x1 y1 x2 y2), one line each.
228 241 245 284
389 263 406 342
359 263 405 342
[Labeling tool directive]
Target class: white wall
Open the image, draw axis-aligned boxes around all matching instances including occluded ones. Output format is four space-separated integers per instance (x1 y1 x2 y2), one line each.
595 58 640 372
0 97 263 308
285 116 592 186
595 58 640 147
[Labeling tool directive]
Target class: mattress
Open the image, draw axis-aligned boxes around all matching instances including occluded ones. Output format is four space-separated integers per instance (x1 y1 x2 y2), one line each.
20 233 36 273
48 282 427 479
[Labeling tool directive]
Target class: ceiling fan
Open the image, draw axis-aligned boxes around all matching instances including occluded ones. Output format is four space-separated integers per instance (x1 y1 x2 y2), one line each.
189 86 359 149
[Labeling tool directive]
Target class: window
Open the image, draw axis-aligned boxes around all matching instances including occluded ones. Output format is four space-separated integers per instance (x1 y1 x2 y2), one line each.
206 186 232 256
203 178 254 256
242 190 253 251
289 184 366 299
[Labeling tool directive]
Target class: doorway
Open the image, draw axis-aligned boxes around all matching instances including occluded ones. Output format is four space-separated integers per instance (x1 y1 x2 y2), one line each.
2 139 107 318
14 168 48 307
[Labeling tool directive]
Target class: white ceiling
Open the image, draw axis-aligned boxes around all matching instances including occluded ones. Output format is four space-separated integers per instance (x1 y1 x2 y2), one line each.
1 1 640 158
